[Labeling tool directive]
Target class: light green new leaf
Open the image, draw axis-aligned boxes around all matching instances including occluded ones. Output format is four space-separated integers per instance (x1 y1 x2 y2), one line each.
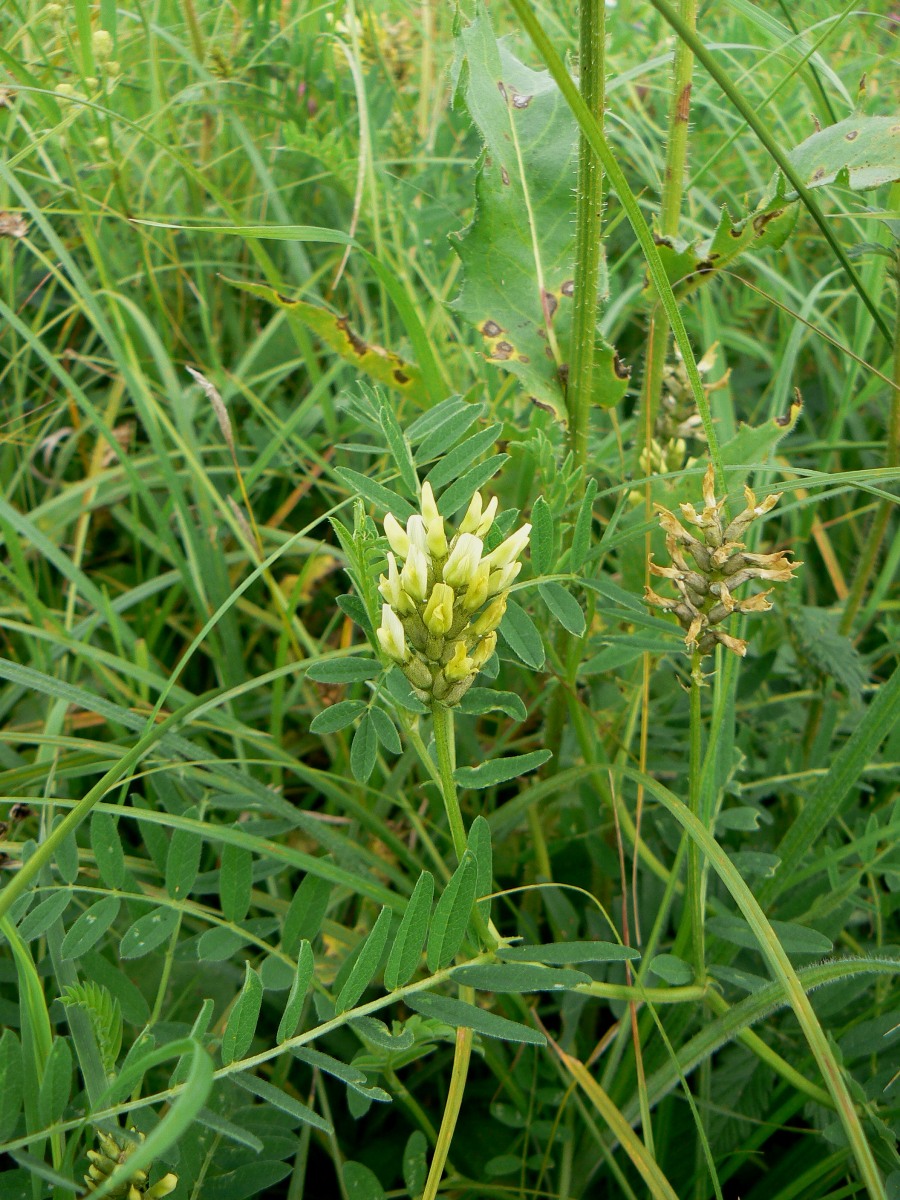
384 870 434 990
278 941 315 1042
427 853 478 971
222 964 263 1065
336 906 393 1012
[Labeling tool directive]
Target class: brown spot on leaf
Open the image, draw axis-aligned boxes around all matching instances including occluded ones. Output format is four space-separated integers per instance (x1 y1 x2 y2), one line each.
542 290 558 319
531 397 556 415
557 363 569 388
393 369 409 384
776 390 803 426
812 166 826 181
696 259 715 275
561 279 575 297
482 319 503 337
845 128 859 141
544 346 555 359
537 327 547 339
493 341 514 360
512 93 532 109
500 165 510 186
752 208 783 234
517 354 530 363
613 353 631 380
336 316 368 357
497 81 507 101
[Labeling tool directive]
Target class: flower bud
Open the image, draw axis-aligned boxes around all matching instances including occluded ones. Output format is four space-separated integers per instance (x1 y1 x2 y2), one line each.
484 523 530 571
459 491 483 535
384 512 409 558
475 495 499 537
426 514 448 558
444 642 474 682
487 560 521 596
462 561 490 612
400 544 429 602
443 533 483 589
423 583 454 636
92 30 114 62
406 514 428 555
377 605 407 663
421 482 440 528
470 630 497 669
472 593 507 636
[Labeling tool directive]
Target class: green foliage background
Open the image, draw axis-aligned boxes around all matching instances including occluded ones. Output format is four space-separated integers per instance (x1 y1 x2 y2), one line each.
0 1 898 1198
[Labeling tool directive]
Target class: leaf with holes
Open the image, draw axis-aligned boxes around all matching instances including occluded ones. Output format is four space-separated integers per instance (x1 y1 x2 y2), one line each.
450 4 627 422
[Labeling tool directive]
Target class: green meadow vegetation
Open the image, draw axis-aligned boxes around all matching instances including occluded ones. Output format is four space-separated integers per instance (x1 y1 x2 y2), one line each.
0 0 898 1197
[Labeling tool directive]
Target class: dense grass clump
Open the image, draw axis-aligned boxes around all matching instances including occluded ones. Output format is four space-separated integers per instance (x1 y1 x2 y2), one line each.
0 2 898 1198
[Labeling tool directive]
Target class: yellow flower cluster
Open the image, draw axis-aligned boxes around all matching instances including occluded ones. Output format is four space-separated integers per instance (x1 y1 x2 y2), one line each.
84 1130 177 1200
645 465 801 657
377 485 530 707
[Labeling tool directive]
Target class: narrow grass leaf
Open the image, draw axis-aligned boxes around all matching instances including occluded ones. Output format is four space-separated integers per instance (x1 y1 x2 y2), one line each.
451 963 591 991
222 964 263 1065
538 582 585 636
384 870 434 990
407 993 545 1045
90 812 125 890
60 896 120 960
233 1071 332 1133
499 600 544 669
499 941 640 964
427 852 478 971
310 700 367 734
219 843 253 925
278 941 315 1042
336 905 393 1013
119 906 180 959
455 751 551 790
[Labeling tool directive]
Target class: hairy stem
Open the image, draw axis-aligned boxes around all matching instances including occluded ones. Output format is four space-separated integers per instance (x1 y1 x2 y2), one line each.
568 0 606 472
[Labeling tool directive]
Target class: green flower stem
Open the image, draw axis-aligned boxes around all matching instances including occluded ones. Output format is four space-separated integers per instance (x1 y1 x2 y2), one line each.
421 991 475 1200
567 0 606 473
688 649 706 981
431 704 467 863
